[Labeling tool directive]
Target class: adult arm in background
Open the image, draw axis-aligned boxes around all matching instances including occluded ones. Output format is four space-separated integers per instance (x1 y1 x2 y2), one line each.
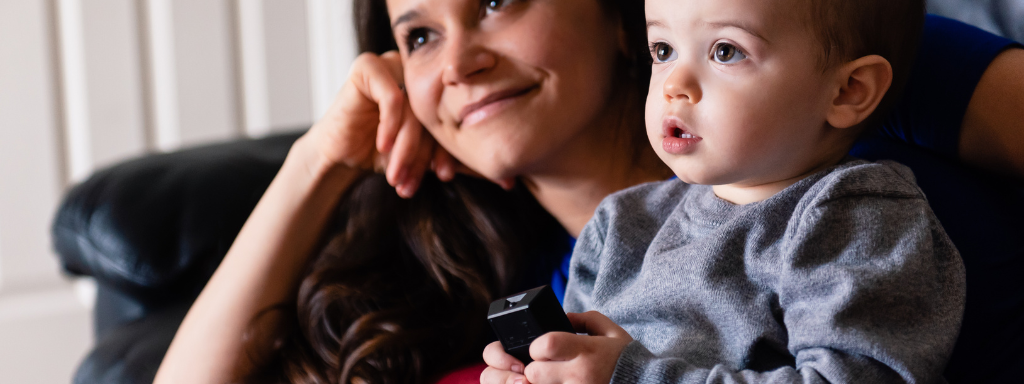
153 52 451 384
886 16 1024 180
960 48 1024 179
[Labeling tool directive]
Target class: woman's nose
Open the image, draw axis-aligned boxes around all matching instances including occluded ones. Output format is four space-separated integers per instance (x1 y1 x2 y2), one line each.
441 32 496 85
663 63 702 104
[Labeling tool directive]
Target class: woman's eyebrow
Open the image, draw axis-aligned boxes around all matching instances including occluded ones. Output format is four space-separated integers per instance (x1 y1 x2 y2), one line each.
392 10 421 28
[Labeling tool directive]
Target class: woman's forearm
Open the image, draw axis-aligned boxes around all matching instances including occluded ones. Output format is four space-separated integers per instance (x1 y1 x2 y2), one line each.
154 135 363 384
960 48 1024 180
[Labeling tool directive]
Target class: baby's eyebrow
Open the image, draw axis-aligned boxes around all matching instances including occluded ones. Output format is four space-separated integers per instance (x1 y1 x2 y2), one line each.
700 20 769 43
646 20 668 31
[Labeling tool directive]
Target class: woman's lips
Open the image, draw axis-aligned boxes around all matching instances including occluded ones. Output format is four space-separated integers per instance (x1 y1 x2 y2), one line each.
458 86 538 127
662 118 702 155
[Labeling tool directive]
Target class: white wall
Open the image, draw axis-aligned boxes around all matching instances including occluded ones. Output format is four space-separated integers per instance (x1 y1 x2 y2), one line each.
0 0 356 382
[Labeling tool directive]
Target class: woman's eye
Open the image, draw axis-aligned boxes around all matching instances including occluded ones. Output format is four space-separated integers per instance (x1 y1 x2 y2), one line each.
650 42 677 63
482 0 517 16
711 43 747 64
406 28 434 52
485 0 503 12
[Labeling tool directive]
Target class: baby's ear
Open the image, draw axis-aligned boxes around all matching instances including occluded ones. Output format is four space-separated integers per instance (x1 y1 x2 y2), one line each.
826 55 893 129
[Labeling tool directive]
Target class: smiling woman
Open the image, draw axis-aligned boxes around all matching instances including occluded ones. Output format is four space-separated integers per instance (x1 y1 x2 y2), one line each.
152 0 1024 383
154 0 667 383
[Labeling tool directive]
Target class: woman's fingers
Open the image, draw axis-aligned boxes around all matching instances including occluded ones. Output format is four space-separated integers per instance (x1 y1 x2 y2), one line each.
385 102 423 190
396 127 436 197
432 148 457 182
438 154 518 190
375 51 406 154
349 53 405 155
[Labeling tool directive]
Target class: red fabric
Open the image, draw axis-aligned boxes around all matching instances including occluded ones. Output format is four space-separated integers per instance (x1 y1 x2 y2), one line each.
433 363 487 384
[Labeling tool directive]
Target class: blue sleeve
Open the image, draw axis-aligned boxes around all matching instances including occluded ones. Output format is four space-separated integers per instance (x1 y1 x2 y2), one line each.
550 238 575 305
876 14 1022 158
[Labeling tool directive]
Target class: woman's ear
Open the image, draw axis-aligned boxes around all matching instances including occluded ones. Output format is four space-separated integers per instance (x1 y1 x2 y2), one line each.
826 55 893 129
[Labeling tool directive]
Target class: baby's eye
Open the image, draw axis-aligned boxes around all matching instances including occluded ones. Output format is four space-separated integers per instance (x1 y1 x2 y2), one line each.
406 28 436 53
650 42 678 63
711 43 747 64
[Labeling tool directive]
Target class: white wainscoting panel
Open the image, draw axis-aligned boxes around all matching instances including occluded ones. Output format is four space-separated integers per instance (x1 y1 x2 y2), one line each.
0 0 92 382
0 0 67 294
147 0 242 152
57 0 148 182
239 0 314 137
307 0 357 120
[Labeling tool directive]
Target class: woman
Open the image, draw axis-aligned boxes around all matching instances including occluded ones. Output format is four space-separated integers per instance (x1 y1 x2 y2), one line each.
154 0 1024 382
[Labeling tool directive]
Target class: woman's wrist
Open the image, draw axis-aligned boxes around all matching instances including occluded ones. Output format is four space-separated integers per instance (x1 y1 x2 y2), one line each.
285 133 368 195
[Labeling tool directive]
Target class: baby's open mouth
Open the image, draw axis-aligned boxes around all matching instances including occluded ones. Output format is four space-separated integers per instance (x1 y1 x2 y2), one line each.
661 118 702 155
671 128 697 139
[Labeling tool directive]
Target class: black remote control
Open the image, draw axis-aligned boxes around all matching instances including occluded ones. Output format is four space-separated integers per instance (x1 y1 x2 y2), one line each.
487 285 576 363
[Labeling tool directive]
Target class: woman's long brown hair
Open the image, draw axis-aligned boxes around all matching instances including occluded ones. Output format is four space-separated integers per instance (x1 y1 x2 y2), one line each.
246 174 567 383
244 0 656 382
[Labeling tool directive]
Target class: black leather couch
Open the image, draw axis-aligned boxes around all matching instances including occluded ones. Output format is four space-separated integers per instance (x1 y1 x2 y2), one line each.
53 4 1024 383
54 132 301 383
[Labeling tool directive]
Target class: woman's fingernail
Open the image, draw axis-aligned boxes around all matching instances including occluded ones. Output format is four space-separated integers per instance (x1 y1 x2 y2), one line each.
404 180 419 197
393 169 408 186
439 166 453 181
514 379 524 384
511 364 523 374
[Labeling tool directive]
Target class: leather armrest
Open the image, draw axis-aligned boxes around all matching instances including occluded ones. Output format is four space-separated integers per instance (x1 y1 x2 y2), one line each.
52 131 302 301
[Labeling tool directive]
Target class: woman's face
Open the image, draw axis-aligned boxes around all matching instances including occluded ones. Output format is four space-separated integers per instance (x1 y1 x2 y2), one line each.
385 0 625 180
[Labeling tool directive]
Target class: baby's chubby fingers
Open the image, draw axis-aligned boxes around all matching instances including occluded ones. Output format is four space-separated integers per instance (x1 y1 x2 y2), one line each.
567 311 632 339
480 366 530 384
482 342 528 384
483 341 526 374
528 332 587 362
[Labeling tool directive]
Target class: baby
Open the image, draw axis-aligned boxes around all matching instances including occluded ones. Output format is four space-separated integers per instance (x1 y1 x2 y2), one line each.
483 0 965 383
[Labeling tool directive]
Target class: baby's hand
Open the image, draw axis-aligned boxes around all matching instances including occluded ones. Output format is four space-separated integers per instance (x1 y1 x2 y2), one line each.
481 341 527 384
481 311 633 384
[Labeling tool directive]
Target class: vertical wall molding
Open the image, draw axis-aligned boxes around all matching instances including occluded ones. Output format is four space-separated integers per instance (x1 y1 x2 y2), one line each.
56 0 148 182
146 0 182 151
0 0 67 292
237 0 271 136
238 0 314 138
147 0 241 152
55 0 91 182
307 0 357 121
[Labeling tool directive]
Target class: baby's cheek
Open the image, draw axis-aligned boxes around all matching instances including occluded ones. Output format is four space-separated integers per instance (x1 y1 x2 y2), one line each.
645 89 664 136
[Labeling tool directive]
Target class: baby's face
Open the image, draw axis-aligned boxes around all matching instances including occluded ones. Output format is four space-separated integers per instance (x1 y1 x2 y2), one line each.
645 0 839 187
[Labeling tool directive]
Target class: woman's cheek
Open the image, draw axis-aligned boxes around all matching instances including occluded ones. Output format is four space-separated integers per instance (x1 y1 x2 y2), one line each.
405 70 446 131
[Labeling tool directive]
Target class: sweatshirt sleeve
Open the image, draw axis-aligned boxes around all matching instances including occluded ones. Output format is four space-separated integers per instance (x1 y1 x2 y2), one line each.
605 173 966 384
562 200 610 314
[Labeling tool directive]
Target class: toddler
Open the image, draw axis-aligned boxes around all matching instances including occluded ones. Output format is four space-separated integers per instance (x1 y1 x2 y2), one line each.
482 0 965 382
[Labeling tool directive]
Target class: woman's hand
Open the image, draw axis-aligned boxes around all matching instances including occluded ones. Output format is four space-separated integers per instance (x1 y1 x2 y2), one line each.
481 311 633 384
301 51 461 197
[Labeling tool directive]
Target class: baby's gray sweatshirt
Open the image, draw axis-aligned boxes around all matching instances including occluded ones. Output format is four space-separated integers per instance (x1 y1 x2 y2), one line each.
563 159 965 384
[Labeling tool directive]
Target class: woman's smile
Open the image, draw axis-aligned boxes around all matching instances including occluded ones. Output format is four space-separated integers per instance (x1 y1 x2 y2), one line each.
457 85 540 128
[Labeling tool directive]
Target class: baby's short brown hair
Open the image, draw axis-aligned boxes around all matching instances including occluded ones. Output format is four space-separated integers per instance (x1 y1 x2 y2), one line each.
805 0 926 124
